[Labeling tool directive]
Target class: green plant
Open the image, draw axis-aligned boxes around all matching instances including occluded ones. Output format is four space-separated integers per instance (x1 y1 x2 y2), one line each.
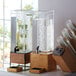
0 25 3 33
25 24 27 29
18 44 23 50
25 44 27 50
23 5 33 11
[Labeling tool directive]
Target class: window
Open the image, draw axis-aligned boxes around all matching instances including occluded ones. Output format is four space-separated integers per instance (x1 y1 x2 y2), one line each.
0 0 38 70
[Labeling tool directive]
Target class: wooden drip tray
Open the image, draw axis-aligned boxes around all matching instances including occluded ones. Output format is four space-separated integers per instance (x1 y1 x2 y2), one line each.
30 68 46 73
7 66 22 72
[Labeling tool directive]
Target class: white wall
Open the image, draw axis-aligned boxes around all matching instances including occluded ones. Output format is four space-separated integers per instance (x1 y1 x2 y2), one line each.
39 0 76 48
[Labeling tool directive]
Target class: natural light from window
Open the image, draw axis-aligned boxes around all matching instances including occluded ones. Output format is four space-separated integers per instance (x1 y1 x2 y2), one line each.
0 0 38 71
